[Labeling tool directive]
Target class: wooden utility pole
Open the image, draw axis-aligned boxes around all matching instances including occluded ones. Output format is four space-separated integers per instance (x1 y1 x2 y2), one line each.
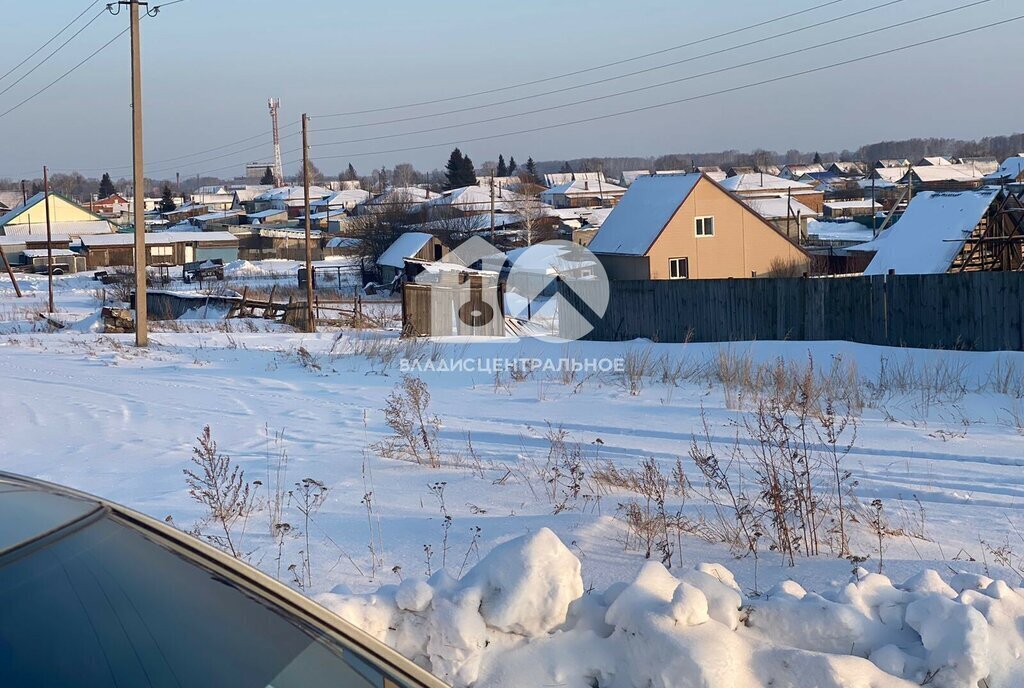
489 175 496 243
43 166 54 313
0 243 22 298
125 0 148 346
301 113 316 333
20 180 27 205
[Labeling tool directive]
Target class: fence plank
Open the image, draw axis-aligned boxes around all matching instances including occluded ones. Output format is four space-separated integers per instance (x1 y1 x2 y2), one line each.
562 273 1024 352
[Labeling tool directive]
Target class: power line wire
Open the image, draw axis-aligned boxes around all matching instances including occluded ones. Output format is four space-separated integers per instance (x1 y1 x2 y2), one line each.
309 0 992 150
0 26 128 122
0 0 101 85
302 15 1024 165
315 0 848 118
313 0 909 134
0 7 108 101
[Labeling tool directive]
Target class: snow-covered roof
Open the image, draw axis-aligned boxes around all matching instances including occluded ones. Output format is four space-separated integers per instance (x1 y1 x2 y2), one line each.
254 185 334 203
1 219 113 237
426 185 528 213
541 179 627 197
377 232 435 268
192 210 243 222
918 156 952 166
856 187 999 275
903 165 987 184
309 189 371 209
365 187 440 206
542 172 606 188
985 156 1024 182
718 173 815 192
746 196 819 220
781 163 825 176
22 248 77 258
246 208 288 219
824 200 882 210
807 219 875 243
80 231 239 247
403 213 526 234
587 173 702 256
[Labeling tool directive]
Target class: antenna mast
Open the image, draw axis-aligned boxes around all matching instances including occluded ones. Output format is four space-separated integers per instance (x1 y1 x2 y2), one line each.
268 97 283 186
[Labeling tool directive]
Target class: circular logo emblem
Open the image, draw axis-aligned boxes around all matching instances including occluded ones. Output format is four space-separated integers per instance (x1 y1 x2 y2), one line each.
505 240 609 342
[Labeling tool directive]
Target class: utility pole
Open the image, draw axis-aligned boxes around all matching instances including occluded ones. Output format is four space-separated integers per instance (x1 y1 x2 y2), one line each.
109 0 149 345
20 180 27 205
0 243 21 298
43 166 54 313
489 175 495 243
301 113 316 333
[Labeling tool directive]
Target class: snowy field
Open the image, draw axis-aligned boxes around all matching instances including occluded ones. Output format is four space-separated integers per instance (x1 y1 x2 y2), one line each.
3 267 1024 686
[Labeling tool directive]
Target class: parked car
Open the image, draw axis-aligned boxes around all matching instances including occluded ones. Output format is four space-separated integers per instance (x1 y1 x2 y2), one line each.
0 471 447 688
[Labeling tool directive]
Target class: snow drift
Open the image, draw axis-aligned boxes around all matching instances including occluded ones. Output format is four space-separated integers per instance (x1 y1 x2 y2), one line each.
318 528 1024 688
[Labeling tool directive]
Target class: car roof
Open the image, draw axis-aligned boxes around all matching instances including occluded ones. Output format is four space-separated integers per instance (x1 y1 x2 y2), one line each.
0 474 103 556
0 471 449 688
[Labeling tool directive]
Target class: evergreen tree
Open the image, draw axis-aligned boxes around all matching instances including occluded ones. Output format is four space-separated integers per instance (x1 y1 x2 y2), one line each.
496 154 508 178
341 163 358 182
444 148 477 189
159 185 177 213
98 172 116 198
507 156 517 176
525 157 537 181
813 152 823 165
259 166 275 185
560 161 573 174
460 153 478 187
444 148 466 190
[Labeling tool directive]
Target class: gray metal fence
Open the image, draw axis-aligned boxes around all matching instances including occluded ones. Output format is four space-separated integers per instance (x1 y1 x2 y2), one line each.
558 272 1024 351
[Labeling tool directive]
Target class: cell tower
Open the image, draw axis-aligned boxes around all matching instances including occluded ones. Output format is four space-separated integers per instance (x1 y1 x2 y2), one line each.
268 98 284 187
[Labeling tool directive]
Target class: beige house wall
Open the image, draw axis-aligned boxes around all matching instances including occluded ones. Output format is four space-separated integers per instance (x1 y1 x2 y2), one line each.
645 177 809 280
5 195 100 226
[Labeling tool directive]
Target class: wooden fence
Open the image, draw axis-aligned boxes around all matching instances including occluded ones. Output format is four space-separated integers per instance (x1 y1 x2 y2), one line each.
558 272 1024 351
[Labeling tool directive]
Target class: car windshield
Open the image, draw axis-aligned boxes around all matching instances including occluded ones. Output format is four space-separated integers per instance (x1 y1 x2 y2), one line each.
0 507 405 688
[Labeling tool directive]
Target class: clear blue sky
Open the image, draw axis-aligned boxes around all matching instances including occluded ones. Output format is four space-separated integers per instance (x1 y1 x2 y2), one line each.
1 0 1019 180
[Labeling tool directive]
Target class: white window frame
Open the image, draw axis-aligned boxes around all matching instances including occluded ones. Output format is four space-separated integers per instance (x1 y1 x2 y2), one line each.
695 215 715 237
150 245 173 257
668 257 689 280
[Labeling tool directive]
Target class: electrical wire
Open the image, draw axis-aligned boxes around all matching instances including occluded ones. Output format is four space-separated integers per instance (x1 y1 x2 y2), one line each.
312 0 911 134
0 7 108 100
0 0 102 85
314 0 849 118
309 0 987 149
300 15 1024 165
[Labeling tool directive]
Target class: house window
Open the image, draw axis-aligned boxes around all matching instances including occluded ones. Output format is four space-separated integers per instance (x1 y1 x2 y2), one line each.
150 246 173 257
669 257 689 280
695 216 715 237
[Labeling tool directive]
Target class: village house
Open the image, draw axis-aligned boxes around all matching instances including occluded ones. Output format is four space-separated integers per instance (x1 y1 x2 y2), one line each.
717 172 825 213
984 156 1024 184
850 186 1023 274
898 164 986 192
874 159 910 169
827 161 869 178
0 192 115 241
823 199 882 219
84 193 130 216
236 227 323 262
619 170 689 187
540 178 626 209
542 171 606 188
0 235 86 274
745 196 819 242
780 163 825 180
587 173 810 280
78 231 239 269
377 232 448 283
